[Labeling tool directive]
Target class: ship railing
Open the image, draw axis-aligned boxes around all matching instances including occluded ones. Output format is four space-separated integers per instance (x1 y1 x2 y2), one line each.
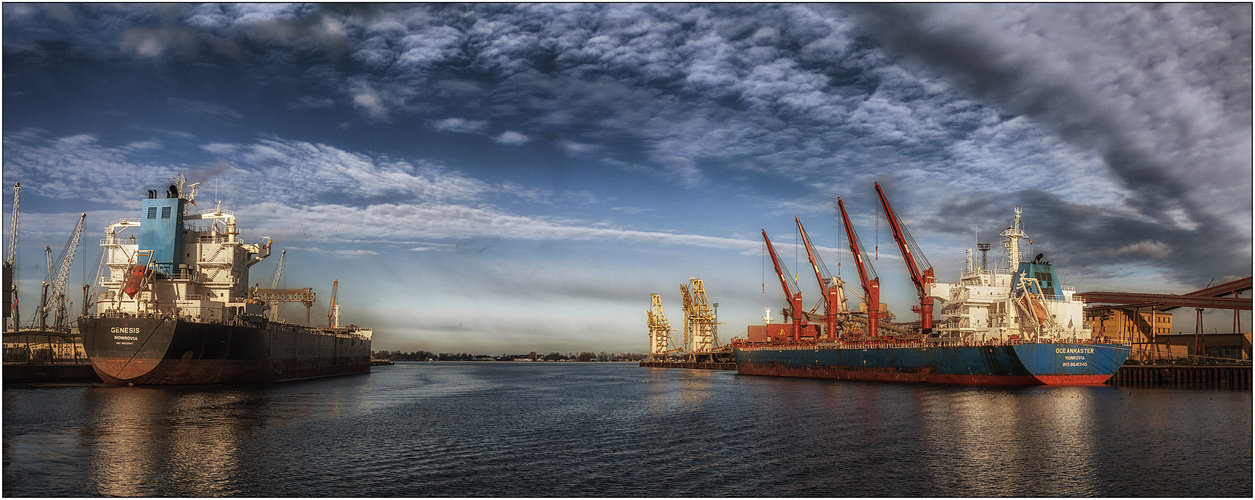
190 207 234 218
197 235 236 244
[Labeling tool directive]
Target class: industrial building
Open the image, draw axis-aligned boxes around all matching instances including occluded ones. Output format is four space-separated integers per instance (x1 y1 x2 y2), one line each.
1079 277 1251 363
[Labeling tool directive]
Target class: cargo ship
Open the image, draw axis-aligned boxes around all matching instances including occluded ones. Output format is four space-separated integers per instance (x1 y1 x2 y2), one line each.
80 175 371 385
734 203 1130 386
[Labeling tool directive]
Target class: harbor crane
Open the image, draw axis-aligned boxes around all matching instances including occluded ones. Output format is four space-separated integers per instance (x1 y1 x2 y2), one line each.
249 246 319 325
4 182 19 331
32 213 86 331
684 278 719 356
796 216 849 340
270 248 286 320
328 279 339 328
761 229 805 342
679 282 695 356
875 182 935 334
646 293 680 361
271 248 286 288
837 198 883 338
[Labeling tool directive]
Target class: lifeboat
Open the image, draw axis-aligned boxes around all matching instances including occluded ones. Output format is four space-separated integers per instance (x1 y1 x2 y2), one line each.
122 265 146 297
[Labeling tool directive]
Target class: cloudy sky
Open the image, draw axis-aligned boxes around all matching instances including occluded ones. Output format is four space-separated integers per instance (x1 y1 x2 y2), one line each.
3 3 1250 354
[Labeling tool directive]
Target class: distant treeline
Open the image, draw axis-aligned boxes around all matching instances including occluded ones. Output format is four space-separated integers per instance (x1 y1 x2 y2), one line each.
372 350 648 362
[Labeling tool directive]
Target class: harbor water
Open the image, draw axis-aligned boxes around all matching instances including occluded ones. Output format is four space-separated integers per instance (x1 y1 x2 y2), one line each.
3 362 1250 497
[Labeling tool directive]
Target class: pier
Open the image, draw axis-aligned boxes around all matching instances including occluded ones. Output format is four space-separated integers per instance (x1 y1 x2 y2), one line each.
2 330 100 383
639 361 735 370
1109 364 1251 388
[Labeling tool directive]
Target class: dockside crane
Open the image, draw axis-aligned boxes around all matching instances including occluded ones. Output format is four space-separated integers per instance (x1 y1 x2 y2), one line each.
270 248 286 321
32 213 87 331
50 213 87 331
837 198 882 338
646 293 679 361
796 216 849 340
4 182 19 331
686 278 720 354
874 182 935 334
328 279 339 328
761 229 805 342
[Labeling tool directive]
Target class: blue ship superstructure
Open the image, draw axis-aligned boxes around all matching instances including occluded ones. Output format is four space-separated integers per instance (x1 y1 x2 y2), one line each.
138 187 186 277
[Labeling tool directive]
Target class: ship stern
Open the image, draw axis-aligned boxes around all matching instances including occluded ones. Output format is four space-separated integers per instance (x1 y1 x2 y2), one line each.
81 316 178 384
1013 342 1131 385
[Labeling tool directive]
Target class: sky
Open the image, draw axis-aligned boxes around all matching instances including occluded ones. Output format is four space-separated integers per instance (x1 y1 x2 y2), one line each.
3 3 1251 354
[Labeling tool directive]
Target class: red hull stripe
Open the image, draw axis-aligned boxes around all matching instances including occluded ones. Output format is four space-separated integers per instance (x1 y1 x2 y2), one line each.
737 364 1045 387
1033 374 1113 386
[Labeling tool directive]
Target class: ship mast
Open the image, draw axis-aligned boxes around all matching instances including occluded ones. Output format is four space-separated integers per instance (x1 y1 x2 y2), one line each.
999 206 1027 336
1001 206 1026 271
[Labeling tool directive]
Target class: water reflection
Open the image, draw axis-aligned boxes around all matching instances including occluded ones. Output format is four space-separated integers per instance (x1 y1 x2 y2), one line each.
84 386 249 496
910 386 1114 496
78 376 376 496
5 364 1247 497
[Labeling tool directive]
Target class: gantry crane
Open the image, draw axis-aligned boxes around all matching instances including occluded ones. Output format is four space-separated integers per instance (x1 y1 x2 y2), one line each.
837 198 882 338
646 293 679 361
761 229 805 342
4 182 19 331
796 216 849 340
248 246 320 325
686 278 719 356
679 281 694 355
875 182 935 334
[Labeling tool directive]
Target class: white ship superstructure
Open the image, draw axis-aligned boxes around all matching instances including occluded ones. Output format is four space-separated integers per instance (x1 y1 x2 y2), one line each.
926 207 1091 342
95 175 272 322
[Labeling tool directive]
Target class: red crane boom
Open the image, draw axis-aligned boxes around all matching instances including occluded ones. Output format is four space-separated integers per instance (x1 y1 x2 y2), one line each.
761 229 804 342
795 216 842 340
874 182 935 334
836 198 881 338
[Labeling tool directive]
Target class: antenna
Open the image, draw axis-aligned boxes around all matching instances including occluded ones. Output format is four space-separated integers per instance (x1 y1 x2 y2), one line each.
978 243 992 271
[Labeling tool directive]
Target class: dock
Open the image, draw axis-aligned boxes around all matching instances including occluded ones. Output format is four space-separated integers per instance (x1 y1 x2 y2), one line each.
639 361 735 370
3 362 99 383
1109 364 1251 388
3 329 99 383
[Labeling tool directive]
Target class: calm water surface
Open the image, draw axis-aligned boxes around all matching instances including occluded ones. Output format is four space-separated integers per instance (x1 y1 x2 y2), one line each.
3 362 1251 497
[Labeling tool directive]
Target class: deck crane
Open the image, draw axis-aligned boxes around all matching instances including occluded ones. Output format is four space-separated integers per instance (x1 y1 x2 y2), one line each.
837 198 882 338
761 229 805 342
796 216 848 340
874 182 935 334
4 182 19 331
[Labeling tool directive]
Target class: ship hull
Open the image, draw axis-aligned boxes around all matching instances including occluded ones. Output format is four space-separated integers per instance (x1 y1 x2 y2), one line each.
81 316 371 385
734 342 1129 387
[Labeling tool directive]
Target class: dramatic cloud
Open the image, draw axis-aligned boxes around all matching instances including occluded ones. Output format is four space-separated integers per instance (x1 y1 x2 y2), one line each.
3 4 1248 352
847 3 1251 284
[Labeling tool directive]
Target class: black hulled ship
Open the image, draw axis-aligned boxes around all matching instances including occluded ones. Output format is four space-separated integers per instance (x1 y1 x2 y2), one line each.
80 176 371 384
